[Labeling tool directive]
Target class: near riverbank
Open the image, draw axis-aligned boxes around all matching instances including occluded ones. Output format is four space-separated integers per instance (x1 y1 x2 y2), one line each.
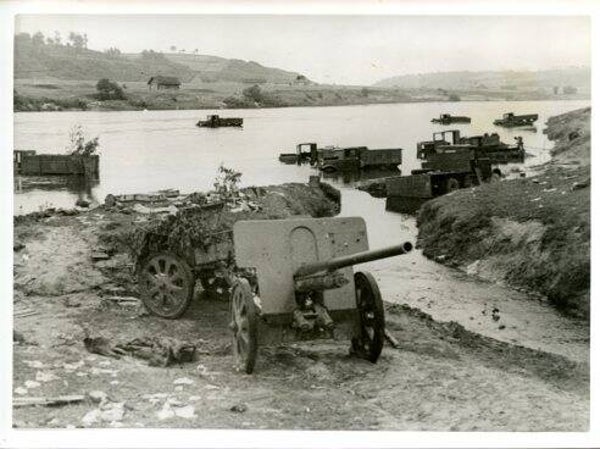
416 107 591 318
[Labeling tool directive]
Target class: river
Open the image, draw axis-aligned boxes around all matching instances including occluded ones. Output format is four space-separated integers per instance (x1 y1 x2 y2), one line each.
13 99 590 360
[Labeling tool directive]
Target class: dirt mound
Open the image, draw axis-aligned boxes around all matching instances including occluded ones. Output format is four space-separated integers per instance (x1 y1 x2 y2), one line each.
544 107 590 164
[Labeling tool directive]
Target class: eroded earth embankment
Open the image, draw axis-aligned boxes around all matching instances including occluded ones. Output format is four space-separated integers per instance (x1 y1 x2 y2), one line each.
416 107 591 318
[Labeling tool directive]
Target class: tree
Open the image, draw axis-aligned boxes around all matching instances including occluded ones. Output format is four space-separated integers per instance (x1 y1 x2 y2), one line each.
54 31 62 45
194 49 199 54
67 124 100 156
32 32 45 47
104 47 122 58
170 45 177 52
68 32 85 50
243 84 263 103
95 78 127 100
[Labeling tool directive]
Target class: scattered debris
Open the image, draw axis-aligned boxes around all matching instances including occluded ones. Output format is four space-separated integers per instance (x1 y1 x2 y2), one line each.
14 387 28 395
76 199 91 208
14 395 85 408
492 307 501 322
35 371 59 383
24 380 41 389
13 331 27 344
87 390 108 404
83 334 197 367
384 329 400 348
102 296 139 307
173 377 194 385
174 405 196 419
63 360 85 371
572 178 590 190
14 241 26 252
230 403 248 413
14 307 39 318
91 250 111 261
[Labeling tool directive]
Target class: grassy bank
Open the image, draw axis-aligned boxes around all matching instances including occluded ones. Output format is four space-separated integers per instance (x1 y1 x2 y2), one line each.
416 107 591 318
13 78 584 113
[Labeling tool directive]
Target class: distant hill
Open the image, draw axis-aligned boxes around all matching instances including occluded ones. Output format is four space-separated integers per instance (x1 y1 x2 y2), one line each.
374 68 591 93
14 32 308 84
161 53 305 84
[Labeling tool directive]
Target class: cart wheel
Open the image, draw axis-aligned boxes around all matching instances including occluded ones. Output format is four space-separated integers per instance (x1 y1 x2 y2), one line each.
230 278 258 374
352 271 385 363
138 252 194 319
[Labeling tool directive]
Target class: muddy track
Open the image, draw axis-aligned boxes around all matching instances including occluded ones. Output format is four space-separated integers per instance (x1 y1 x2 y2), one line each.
12 214 589 430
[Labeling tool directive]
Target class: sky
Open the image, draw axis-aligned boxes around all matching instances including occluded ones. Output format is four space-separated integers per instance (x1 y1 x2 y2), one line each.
14 14 592 86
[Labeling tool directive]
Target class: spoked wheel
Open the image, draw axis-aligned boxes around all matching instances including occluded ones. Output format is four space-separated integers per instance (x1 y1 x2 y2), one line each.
351 271 385 363
138 252 194 319
230 278 258 374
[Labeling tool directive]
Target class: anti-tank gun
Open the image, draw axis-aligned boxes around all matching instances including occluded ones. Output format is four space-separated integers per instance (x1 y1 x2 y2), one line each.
230 216 412 373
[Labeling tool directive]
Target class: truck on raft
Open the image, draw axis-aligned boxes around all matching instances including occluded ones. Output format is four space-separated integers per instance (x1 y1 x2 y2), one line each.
431 113 471 124
196 114 243 128
493 112 538 128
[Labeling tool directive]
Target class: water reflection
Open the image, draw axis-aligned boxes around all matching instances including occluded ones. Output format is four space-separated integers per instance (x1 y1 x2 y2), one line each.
14 175 99 205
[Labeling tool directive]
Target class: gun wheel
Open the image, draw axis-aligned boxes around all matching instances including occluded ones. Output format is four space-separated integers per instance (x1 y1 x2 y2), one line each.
230 278 258 374
138 252 194 319
352 271 385 363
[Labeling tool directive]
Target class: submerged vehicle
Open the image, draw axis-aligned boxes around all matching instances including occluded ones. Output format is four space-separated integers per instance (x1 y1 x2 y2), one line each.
417 130 524 164
386 147 501 213
318 146 403 172
431 114 471 125
278 143 319 165
196 114 243 128
385 129 526 213
493 112 538 128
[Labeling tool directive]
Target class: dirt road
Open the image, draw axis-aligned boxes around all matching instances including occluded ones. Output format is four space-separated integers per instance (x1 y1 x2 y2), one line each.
12 210 589 430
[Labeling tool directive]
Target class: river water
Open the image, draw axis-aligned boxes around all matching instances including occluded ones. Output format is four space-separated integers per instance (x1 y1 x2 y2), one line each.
13 99 590 360
14 99 589 247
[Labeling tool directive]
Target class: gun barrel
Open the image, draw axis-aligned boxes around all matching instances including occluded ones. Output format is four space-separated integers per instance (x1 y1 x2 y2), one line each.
294 242 412 278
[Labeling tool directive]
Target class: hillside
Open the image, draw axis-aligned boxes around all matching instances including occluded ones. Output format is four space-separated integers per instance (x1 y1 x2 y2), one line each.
14 32 306 84
161 53 304 84
374 68 591 96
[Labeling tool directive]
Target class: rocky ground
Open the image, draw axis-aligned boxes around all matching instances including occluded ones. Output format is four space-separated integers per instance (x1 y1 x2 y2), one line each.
12 181 589 430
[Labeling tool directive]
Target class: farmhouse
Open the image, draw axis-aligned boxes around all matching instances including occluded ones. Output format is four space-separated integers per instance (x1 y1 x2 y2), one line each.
147 76 182 90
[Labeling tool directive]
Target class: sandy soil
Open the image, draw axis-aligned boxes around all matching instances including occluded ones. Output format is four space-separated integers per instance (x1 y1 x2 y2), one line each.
12 209 589 430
